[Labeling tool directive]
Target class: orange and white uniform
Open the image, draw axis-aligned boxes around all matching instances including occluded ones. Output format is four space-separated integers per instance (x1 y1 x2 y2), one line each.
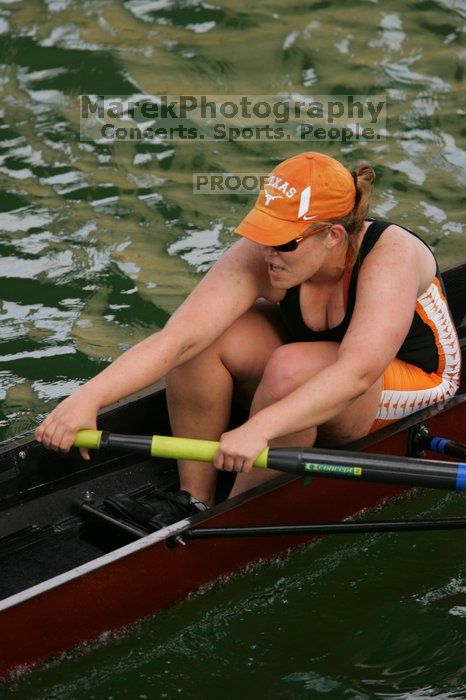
279 219 462 431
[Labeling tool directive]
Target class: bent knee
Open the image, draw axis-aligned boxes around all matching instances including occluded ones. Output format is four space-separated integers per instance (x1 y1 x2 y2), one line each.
216 303 287 378
260 342 340 399
170 302 287 382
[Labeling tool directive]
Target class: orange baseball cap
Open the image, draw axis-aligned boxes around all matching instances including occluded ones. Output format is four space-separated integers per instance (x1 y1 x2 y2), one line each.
235 152 356 246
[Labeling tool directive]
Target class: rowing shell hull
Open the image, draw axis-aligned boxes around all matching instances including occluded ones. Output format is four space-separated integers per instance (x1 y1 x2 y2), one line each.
1 395 464 680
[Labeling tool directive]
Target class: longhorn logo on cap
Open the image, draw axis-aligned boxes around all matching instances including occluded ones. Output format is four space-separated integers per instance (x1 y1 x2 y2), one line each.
264 188 283 207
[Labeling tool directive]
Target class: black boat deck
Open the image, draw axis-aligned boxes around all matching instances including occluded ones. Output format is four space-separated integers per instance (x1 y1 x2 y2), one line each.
0 386 240 601
0 457 177 600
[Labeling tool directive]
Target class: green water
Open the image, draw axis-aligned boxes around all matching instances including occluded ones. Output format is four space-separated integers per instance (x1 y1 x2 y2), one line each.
0 0 465 697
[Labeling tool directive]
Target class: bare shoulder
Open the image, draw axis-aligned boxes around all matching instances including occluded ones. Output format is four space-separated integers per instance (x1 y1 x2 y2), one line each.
214 238 284 302
215 237 265 269
363 222 436 294
166 238 278 347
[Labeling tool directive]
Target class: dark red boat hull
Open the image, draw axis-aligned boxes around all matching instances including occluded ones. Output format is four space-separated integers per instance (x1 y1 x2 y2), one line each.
1 397 464 680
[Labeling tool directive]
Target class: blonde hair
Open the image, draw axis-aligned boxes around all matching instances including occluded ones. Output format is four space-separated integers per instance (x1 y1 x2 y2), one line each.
331 161 376 262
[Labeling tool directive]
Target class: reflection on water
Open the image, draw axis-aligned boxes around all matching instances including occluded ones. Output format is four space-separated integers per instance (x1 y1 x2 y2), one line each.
0 1 465 694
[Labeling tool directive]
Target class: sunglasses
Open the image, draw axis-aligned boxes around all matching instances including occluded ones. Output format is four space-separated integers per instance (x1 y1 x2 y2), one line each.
272 222 333 252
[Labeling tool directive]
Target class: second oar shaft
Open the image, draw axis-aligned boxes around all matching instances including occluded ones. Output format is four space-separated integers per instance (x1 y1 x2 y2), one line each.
429 436 466 459
185 517 466 539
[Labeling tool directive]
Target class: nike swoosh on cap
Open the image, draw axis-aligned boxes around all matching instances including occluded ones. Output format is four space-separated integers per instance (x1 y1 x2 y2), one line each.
297 185 312 219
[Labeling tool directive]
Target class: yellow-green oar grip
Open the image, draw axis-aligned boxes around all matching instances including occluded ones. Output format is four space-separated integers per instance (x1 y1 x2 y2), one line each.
150 436 270 468
72 431 270 468
253 447 269 468
74 430 103 450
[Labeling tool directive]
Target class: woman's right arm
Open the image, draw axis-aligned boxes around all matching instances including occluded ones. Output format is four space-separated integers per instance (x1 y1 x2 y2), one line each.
35 238 269 456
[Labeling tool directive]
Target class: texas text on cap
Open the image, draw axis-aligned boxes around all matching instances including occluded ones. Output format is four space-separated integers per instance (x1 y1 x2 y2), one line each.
235 152 356 246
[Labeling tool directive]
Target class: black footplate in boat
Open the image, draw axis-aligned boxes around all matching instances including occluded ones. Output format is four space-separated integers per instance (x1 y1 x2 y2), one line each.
74 482 166 545
103 488 204 532
75 485 210 544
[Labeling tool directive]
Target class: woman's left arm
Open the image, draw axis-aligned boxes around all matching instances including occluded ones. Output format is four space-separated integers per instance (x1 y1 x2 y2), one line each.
215 232 423 469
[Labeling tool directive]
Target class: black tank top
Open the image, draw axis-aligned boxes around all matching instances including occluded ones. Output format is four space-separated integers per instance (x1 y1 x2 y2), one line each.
279 219 455 375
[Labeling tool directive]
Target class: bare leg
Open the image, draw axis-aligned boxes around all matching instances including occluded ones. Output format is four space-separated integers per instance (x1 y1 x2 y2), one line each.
229 341 382 498
166 344 232 505
228 379 318 498
166 302 289 505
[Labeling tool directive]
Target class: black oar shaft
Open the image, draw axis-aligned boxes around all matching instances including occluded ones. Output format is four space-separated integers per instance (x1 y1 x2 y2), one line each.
409 426 466 460
267 446 466 491
429 436 466 459
185 517 466 539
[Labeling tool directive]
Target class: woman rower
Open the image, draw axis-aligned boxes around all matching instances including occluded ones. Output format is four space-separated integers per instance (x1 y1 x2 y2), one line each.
35 152 461 529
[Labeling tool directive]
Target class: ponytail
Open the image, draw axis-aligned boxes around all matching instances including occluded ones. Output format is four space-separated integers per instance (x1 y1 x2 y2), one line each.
350 162 376 235
331 161 376 262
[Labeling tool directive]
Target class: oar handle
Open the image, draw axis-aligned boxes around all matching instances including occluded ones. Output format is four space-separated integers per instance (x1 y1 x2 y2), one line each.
74 430 102 450
72 430 466 491
73 430 270 468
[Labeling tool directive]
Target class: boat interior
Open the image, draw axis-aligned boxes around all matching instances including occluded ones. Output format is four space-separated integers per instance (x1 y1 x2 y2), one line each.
0 390 246 602
0 263 465 603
